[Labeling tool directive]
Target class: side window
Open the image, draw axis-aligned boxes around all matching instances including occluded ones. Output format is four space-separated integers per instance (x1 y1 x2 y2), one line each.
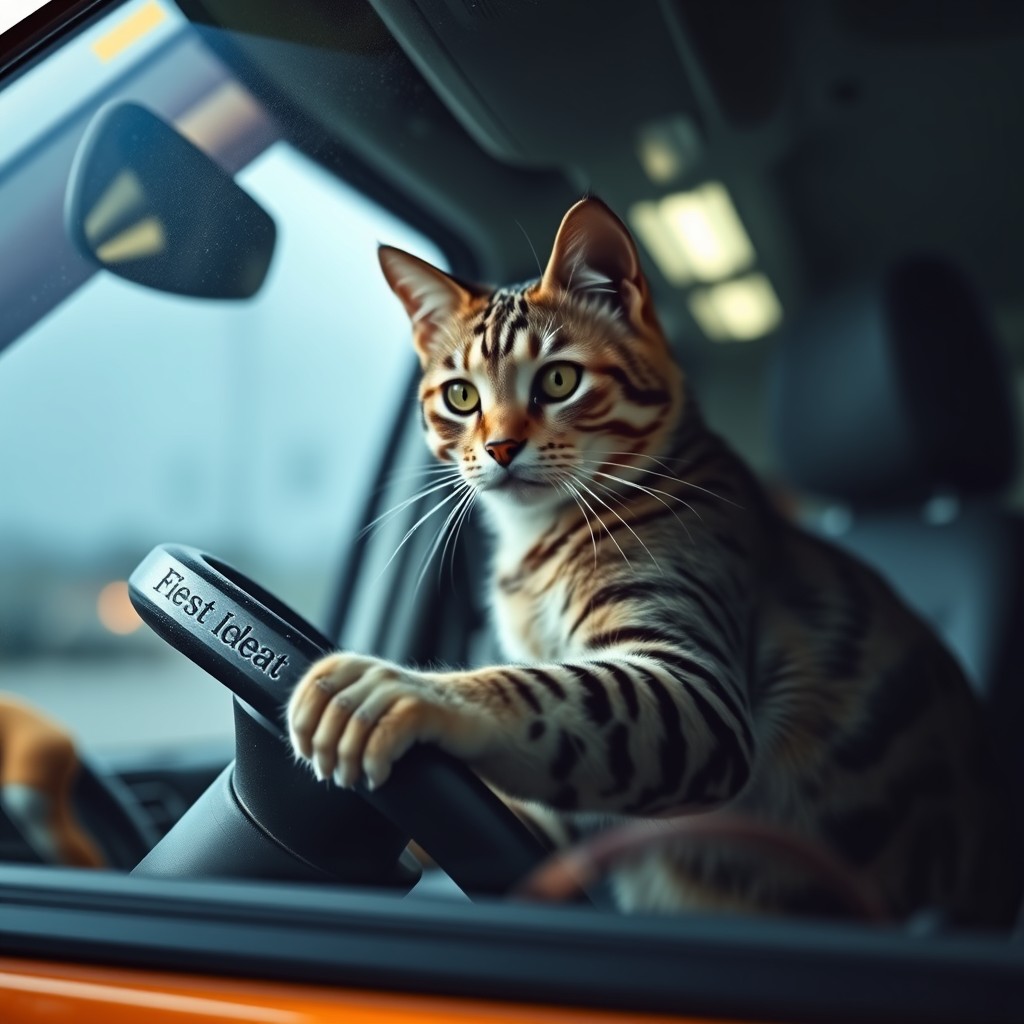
0 6 445 753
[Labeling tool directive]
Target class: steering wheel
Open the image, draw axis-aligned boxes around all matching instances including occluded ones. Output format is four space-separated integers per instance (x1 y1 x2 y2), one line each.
127 543 550 897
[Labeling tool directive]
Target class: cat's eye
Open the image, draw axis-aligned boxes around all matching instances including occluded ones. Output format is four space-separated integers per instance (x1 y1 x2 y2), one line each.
536 362 580 403
444 380 480 414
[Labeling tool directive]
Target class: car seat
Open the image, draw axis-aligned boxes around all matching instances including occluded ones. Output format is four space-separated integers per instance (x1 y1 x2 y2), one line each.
771 257 1024 823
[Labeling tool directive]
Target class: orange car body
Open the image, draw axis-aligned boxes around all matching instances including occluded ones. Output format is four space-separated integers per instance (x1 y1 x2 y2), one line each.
0 958 735 1024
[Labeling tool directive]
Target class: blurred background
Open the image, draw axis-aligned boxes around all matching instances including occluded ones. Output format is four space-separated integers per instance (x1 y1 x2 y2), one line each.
3 0 1024 766
0 0 445 755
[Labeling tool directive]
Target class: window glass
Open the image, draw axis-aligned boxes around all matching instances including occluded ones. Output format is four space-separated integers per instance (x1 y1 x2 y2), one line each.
0 1 444 754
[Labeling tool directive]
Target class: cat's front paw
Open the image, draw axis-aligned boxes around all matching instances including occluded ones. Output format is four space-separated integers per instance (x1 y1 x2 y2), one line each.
287 653 472 791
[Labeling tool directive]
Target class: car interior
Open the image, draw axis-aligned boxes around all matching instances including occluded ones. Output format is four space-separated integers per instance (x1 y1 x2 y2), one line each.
2 1 1024 1020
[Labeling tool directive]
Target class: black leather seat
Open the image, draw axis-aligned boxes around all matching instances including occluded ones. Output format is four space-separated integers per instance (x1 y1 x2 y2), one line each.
771 257 1024 816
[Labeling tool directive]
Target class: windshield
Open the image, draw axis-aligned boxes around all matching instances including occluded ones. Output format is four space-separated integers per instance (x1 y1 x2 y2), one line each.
0 0 445 755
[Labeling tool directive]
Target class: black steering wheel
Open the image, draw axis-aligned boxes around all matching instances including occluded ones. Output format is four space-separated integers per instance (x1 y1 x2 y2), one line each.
126 543 549 897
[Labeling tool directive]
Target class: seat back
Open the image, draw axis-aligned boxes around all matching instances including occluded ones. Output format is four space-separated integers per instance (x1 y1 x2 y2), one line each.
771 257 1024 802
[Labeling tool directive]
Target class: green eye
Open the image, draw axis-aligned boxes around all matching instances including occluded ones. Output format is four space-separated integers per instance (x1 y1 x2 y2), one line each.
537 362 580 402
444 380 480 414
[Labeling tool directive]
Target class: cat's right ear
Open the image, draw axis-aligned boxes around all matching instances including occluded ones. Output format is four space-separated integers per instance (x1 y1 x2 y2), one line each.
378 246 480 366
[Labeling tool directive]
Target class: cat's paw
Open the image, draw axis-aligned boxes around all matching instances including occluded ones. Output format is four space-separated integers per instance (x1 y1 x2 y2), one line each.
287 653 476 791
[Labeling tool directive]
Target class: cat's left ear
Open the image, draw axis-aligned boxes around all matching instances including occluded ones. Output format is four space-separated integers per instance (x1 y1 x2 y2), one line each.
539 198 656 334
378 246 483 365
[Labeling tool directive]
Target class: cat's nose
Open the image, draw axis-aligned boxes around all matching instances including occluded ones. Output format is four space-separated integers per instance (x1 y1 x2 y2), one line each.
484 438 525 468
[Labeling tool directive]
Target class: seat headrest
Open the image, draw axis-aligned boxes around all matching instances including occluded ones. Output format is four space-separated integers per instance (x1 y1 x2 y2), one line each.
771 258 1018 505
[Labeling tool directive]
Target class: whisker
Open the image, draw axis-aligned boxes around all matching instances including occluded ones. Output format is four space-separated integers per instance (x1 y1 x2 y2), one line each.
372 463 461 502
592 468 703 522
435 484 476 591
566 477 632 570
601 451 696 468
592 472 696 545
378 469 463 494
374 485 469 581
582 456 742 509
573 476 661 572
360 474 464 539
416 484 475 594
558 478 598 569
385 463 464 483
587 478 641 525
445 487 479 589
633 467 742 509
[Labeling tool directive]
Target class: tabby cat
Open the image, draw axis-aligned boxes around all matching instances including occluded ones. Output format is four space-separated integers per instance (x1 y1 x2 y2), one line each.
288 198 1021 924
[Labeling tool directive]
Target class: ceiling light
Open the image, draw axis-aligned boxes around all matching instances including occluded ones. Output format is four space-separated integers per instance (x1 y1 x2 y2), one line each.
629 201 693 284
661 183 754 281
688 273 783 341
629 182 755 285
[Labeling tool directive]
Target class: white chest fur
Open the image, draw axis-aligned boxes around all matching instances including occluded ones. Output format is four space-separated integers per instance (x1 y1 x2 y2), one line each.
490 580 569 663
482 498 571 664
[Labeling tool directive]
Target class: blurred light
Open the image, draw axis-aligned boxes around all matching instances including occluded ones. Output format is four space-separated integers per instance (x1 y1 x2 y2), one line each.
630 182 754 285
86 169 167 264
661 183 754 281
629 201 693 284
636 116 702 185
95 217 166 263
820 506 853 537
96 581 142 635
688 272 783 341
923 494 960 526
91 0 167 64
84 170 144 243
175 80 266 157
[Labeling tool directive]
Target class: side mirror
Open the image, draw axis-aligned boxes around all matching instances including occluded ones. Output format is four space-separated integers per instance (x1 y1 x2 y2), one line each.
65 102 276 299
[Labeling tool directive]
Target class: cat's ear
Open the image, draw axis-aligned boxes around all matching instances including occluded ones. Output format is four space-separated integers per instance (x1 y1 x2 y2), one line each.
539 198 656 334
378 246 482 365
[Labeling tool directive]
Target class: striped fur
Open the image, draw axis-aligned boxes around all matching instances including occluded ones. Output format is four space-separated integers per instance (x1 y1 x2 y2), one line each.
289 199 1021 924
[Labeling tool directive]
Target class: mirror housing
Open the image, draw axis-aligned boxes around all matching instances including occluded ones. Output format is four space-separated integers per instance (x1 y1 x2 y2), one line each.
65 102 275 299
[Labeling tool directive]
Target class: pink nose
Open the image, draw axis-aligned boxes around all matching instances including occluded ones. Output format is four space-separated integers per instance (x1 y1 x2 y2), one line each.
485 438 525 468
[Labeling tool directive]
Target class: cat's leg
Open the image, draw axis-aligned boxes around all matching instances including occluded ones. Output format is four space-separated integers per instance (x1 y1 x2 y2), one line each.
287 642 755 817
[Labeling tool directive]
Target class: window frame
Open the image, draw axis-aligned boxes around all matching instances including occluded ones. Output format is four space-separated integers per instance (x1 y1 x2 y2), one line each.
0 0 111 77
1 863 1021 1022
